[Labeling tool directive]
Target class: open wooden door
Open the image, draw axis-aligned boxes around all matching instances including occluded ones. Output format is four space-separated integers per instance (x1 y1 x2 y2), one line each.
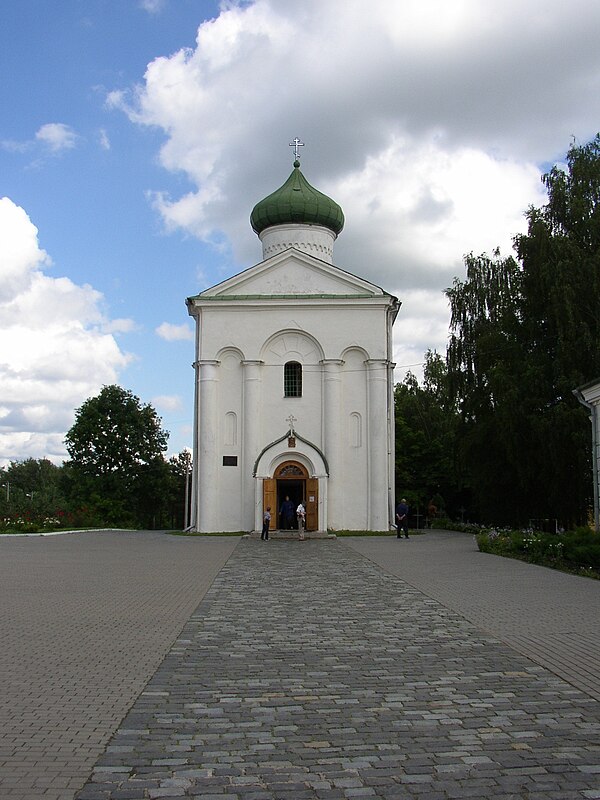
306 478 318 531
263 479 276 529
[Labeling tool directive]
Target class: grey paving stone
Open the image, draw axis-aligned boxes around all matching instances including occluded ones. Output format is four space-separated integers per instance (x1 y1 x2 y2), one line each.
70 538 600 799
5 530 600 799
0 531 236 800
346 532 600 701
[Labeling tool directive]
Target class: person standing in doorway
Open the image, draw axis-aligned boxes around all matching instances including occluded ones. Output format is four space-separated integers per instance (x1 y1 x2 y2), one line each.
296 502 306 540
261 506 271 540
280 495 295 529
395 498 409 538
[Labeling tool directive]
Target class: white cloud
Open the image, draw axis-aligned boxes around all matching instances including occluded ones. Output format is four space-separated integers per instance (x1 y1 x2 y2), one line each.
111 0 600 376
35 123 78 153
102 318 136 334
98 128 111 150
156 321 194 341
139 0 167 14
392 289 452 383
1 138 31 154
166 441 192 461
332 138 546 291
105 89 129 111
152 394 183 412
0 198 132 465
0 197 50 302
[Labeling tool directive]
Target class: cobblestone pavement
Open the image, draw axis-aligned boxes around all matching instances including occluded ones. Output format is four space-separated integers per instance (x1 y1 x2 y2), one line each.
0 531 237 800
346 532 600 702
74 538 600 800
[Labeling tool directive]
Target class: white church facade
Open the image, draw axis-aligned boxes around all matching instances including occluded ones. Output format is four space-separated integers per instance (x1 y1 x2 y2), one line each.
186 154 400 532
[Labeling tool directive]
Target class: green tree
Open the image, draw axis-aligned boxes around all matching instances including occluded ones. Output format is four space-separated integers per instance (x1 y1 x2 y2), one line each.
447 135 600 527
165 450 193 529
0 458 64 516
395 350 463 520
64 385 169 527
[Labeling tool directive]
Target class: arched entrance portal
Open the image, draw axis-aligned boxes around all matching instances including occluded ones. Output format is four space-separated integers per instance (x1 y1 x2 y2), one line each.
263 461 318 531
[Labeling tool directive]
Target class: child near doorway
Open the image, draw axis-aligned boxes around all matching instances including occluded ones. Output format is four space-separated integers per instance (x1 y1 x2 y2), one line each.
261 506 271 540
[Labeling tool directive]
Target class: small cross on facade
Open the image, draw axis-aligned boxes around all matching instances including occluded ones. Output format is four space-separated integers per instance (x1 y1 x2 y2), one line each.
289 137 304 161
286 414 297 433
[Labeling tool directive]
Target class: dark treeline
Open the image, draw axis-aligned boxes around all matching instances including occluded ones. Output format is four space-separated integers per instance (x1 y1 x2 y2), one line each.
398 134 600 529
1 386 192 530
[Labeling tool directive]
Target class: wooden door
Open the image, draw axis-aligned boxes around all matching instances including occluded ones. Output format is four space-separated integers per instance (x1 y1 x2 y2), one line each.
306 478 318 531
263 479 276 530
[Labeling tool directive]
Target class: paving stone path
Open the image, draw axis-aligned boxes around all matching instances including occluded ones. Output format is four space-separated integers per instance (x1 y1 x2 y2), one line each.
346 532 600 702
75 538 600 800
0 531 236 800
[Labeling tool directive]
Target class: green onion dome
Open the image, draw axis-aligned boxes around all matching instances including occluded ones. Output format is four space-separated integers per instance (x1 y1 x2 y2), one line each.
250 160 344 237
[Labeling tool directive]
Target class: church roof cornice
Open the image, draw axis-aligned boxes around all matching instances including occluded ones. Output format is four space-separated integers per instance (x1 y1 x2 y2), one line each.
187 246 397 304
189 293 381 301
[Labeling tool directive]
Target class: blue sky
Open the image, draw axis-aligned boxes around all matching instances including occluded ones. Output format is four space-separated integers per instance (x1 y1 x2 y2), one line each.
1 1 222 462
2 0 600 465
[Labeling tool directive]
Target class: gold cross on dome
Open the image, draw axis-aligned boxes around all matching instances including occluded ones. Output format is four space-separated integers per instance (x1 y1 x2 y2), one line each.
289 137 304 160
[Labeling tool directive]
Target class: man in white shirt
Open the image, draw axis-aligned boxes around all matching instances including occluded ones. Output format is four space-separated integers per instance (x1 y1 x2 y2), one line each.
296 503 306 540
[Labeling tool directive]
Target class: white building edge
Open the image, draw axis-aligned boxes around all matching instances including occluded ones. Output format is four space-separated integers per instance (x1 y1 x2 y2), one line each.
186 157 400 533
574 378 600 532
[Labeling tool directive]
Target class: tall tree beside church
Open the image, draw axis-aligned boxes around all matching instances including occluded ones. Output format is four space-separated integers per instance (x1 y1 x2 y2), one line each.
447 135 600 526
395 350 463 516
64 385 169 526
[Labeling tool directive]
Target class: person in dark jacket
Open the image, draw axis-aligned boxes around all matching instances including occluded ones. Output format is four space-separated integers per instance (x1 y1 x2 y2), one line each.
395 499 409 538
279 495 295 529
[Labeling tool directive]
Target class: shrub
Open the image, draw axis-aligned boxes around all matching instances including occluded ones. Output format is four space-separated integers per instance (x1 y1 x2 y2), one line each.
432 518 488 534
476 527 600 578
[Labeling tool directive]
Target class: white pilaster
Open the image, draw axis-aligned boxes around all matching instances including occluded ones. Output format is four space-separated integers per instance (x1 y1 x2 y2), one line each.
322 359 343 529
367 359 389 530
242 360 263 529
387 360 396 529
197 360 220 532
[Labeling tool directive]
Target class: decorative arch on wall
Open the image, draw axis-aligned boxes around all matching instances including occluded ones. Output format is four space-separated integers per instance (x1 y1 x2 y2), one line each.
216 345 246 364
260 328 325 364
268 451 316 478
254 431 328 478
224 411 237 446
340 344 370 362
274 461 309 479
349 411 362 447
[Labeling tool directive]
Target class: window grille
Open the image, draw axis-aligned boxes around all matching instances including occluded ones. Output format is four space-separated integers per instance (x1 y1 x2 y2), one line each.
279 464 303 476
284 361 302 397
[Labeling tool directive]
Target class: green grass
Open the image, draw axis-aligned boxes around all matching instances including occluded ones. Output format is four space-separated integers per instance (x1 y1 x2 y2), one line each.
167 530 247 536
0 526 140 535
334 529 426 536
168 529 427 537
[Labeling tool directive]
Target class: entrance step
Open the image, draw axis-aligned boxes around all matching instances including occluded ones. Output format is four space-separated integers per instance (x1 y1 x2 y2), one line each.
245 530 336 540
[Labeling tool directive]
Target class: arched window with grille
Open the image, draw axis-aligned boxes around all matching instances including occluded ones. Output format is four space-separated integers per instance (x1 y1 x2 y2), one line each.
284 361 302 397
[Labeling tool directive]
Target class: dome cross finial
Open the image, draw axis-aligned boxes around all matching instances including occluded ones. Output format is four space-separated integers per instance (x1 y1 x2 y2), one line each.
289 137 304 161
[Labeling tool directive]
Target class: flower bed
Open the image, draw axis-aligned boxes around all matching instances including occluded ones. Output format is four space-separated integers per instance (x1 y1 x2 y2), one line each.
0 508 101 533
476 527 600 578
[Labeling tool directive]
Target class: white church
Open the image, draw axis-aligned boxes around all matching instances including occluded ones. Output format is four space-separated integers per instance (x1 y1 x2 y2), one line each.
186 147 400 533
